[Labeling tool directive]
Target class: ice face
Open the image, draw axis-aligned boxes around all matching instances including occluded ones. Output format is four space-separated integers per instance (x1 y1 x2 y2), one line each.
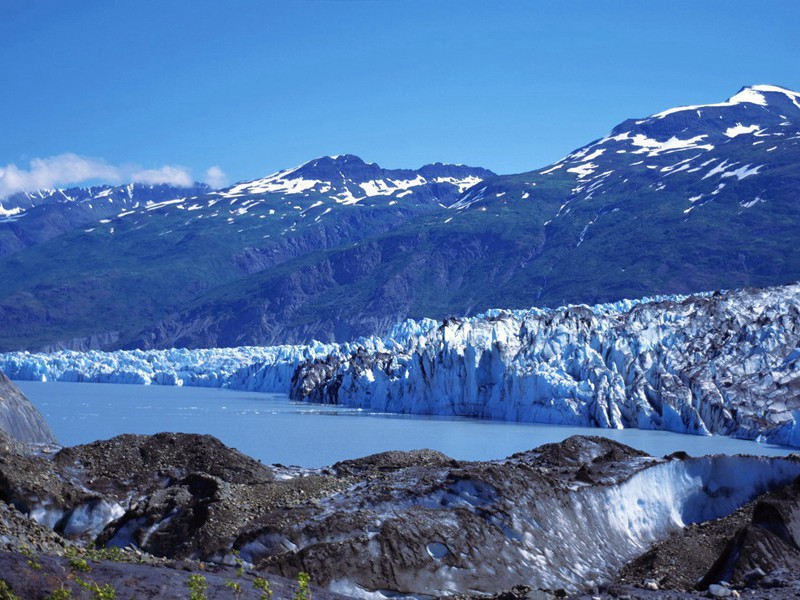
3 284 800 447
290 283 800 447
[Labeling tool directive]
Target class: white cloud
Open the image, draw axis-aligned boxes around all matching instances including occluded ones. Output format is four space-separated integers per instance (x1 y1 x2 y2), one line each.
0 153 201 198
0 153 121 198
130 165 193 187
204 165 227 188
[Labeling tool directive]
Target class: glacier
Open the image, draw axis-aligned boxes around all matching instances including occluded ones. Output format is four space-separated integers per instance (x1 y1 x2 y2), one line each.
3 284 800 447
0 293 688 391
0 343 339 392
290 283 800 448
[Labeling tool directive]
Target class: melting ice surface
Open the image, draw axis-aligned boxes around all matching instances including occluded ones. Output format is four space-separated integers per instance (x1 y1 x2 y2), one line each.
18 382 794 467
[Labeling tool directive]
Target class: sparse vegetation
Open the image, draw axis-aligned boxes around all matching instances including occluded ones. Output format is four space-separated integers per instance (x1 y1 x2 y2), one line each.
186 574 208 600
225 579 242 596
45 587 72 600
68 555 91 573
65 543 132 564
0 580 20 600
19 546 41 571
90 545 126 562
232 550 246 577
253 577 273 600
293 572 311 600
74 578 116 600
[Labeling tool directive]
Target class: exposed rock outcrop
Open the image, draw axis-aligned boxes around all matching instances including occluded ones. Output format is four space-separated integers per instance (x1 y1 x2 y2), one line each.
0 370 56 445
2 428 800 598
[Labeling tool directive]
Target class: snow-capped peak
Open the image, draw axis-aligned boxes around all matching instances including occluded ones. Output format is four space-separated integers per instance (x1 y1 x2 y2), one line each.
650 84 800 119
218 155 492 205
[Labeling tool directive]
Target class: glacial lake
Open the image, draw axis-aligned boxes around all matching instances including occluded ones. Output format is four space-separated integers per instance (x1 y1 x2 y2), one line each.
17 381 795 466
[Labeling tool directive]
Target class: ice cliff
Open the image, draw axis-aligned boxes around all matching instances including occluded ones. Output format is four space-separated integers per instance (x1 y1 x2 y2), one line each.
291 284 800 447
3 284 800 447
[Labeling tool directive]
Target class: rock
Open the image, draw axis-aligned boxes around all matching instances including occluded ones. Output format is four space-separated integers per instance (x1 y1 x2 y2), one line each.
708 583 731 597
743 567 767 584
3 432 800 598
760 568 793 588
642 579 659 590
0 370 56 445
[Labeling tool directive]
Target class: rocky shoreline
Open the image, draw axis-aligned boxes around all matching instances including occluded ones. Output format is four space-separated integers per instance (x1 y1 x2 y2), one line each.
2 375 800 598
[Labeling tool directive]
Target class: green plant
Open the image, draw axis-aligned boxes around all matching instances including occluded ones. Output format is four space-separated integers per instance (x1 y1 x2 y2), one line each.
253 577 273 600
93 584 116 600
232 550 246 577
293 572 311 600
186 574 208 600
95 546 125 562
19 546 42 571
0 579 20 600
45 587 72 600
74 578 115 600
68 556 91 573
225 579 242 596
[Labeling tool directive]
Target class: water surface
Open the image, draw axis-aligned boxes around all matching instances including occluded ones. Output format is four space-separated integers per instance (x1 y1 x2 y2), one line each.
17 381 794 467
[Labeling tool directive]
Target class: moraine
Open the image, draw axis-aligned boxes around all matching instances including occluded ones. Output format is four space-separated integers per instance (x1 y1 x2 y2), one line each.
17 381 795 467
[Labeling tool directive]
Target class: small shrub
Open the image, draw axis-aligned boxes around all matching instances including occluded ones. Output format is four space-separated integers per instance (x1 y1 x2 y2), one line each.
253 577 273 600
45 587 72 600
96 546 125 562
225 579 242 596
232 550 246 577
0 579 20 600
186 574 208 600
19 546 41 571
93 583 116 600
68 556 91 573
293 572 311 600
74 578 115 600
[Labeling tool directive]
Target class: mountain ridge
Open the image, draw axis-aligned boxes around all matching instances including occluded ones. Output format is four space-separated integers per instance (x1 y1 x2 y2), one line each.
0 84 798 350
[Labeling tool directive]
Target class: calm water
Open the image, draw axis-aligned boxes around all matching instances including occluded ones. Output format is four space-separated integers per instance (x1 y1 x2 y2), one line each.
17 381 795 467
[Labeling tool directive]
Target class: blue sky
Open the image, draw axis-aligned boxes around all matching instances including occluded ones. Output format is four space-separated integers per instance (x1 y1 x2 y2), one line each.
1 0 798 192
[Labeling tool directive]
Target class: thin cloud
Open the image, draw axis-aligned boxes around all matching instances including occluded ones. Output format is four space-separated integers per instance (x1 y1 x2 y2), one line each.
0 153 208 198
0 153 121 198
130 165 193 187
204 165 227 189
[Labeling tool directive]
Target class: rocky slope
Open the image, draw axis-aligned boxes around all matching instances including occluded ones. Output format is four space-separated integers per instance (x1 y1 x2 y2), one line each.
0 370 55 445
2 430 800 598
572 474 800 599
615 476 800 591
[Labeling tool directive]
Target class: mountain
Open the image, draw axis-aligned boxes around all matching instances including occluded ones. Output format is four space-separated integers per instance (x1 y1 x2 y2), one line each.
0 157 493 350
0 85 797 351
219 154 492 205
0 182 211 257
122 84 800 349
